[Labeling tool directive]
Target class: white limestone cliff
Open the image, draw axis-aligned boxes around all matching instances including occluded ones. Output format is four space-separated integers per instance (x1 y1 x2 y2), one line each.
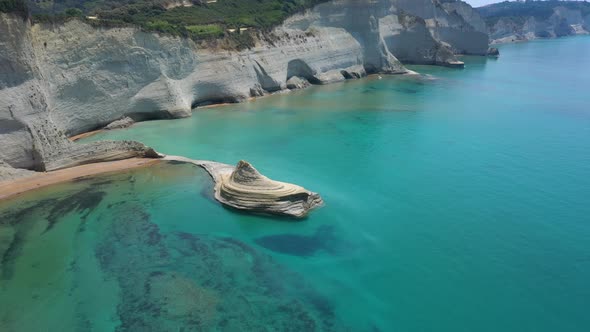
394 0 489 56
488 6 590 44
0 0 489 176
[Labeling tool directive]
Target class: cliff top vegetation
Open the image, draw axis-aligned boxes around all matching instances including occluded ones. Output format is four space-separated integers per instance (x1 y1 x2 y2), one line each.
0 0 29 18
1 0 328 41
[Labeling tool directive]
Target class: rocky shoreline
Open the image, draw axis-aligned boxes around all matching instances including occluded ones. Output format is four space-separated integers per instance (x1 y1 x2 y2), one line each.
1 0 489 171
479 2 590 44
0 0 491 217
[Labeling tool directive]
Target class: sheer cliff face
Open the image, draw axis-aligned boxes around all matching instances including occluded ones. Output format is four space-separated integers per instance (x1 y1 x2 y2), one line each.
488 6 590 44
393 0 489 56
0 14 48 170
0 0 488 173
0 15 158 172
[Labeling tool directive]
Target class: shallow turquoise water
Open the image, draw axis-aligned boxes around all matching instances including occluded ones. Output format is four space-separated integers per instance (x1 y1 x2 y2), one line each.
2 36 590 331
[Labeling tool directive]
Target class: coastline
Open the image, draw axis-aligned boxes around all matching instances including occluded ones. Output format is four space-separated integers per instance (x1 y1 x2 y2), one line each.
68 71 421 142
0 158 160 202
69 129 106 142
0 153 324 217
3 71 423 204
1 1 489 185
490 33 590 45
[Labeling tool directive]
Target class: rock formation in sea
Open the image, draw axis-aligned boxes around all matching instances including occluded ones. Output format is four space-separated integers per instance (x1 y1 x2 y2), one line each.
163 156 323 218
0 0 489 178
215 161 323 218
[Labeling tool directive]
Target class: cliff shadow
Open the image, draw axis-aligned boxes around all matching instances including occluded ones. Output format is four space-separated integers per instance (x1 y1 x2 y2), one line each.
286 59 322 84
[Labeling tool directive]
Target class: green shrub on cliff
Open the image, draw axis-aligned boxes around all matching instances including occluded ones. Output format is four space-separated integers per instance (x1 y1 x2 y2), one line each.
12 0 330 45
186 24 224 39
94 0 329 31
144 19 178 34
64 8 83 17
24 0 330 31
0 0 29 18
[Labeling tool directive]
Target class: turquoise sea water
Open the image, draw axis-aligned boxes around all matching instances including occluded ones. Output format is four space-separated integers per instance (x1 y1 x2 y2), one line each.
2 36 590 331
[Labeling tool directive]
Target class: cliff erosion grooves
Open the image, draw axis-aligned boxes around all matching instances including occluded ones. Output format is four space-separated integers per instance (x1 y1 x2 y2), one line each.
0 0 489 212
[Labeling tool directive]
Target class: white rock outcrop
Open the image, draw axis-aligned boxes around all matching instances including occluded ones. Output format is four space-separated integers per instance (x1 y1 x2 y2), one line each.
0 0 489 174
217 161 323 218
163 156 323 218
0 160 34 181
394 0 489 56
487 6 590 44
0 14 160 173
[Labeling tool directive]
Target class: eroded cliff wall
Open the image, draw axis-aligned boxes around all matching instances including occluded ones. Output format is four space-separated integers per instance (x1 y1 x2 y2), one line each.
0 0 488 175
391 0 489 56
486 6 590 44
0 14 158 172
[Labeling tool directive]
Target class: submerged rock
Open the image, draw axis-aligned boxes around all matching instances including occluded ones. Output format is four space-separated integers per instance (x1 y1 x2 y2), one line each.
216 161 323 218
147 272 219 329
255 225 337 257
94 201 343 330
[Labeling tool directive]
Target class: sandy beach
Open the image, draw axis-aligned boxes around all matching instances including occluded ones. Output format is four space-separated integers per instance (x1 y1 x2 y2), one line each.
0 158 160 201
69 129 105 142
68 102 250 142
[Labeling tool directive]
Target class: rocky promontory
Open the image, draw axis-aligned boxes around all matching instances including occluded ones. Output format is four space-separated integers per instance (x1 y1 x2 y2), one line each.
162 157 323 218
216 161 323 218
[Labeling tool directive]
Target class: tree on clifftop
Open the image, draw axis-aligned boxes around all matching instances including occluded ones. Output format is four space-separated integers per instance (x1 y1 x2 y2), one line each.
65 8 83 17
0 0 29 18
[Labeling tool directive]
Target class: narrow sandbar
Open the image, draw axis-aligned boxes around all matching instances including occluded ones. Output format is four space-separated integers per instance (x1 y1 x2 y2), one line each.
69 129 106 142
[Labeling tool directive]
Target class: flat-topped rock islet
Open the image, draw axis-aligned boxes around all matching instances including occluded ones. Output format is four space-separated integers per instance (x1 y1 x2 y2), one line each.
161 157 323 218
216 161 323 218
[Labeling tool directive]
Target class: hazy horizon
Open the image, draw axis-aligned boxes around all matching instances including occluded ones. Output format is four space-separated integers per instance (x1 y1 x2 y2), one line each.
465 0 498 7
465 0 586 8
